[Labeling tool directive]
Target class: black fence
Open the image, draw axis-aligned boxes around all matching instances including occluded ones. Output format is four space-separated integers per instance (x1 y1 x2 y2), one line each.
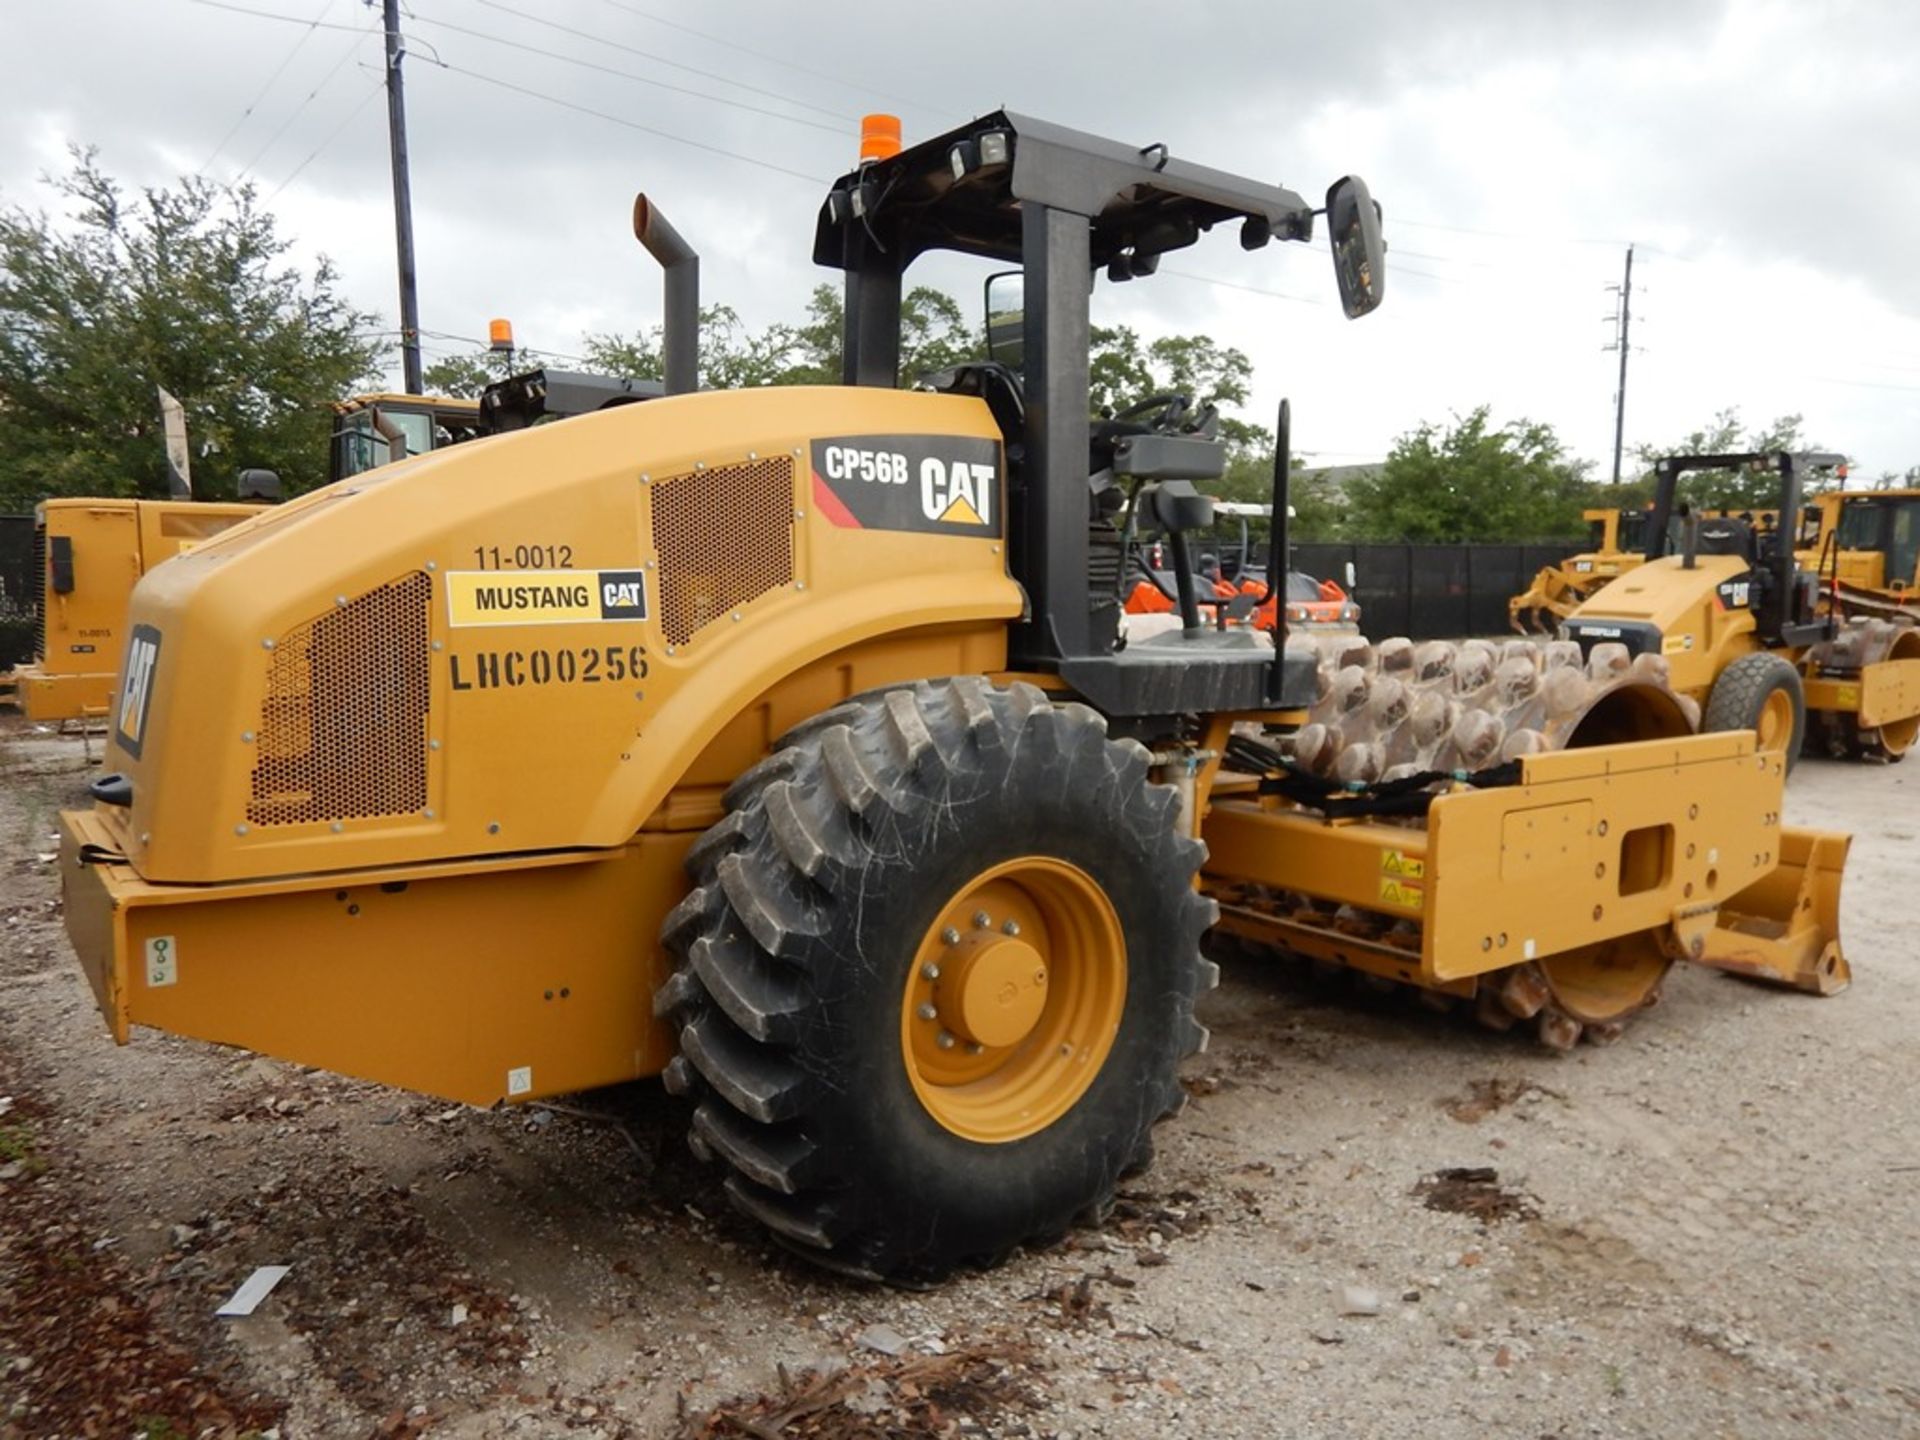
0 513 33 669
1295 541 1581 640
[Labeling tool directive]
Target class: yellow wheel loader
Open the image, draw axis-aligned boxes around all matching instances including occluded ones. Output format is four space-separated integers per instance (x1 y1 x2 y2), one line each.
1508 507 1649 634
1562 452 1920 764
329 392 483 482
2 392 276 722
58 112 1848 1282
1802 486 1920 623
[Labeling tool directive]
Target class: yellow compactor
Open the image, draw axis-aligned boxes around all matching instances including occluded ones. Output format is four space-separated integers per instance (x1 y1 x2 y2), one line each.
1564 453 1920 763
57 113 1850 1282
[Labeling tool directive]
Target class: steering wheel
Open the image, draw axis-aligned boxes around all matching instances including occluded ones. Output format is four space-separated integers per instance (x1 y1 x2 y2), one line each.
1111 392 1194 434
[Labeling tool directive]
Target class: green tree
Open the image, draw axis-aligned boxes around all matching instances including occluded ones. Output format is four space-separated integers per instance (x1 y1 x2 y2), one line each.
0 150 383 507
583 285 978 392
421 346 531 398
1625 408 1830 508
1342 407 1591 541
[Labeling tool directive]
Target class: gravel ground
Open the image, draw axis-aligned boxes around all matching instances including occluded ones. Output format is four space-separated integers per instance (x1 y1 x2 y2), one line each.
2 708 1916 1439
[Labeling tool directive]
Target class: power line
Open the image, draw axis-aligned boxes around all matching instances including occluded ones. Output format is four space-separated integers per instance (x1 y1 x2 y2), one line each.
236 27 371 180
405 7 850 136
269 75 385 197
198 0 342 174
188 0 377 35
592 0 927 112
1395 214 1621 248
467 0 854 123
424 56 827 185
1157 267 1325 307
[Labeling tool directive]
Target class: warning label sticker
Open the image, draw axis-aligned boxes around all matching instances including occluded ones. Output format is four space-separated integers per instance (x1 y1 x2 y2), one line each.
1380 848 1425 880
1378 879 1425 911
446 570 648 627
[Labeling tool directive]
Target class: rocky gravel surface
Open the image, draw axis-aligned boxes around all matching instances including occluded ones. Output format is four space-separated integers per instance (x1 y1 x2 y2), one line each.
2 711 1916 1438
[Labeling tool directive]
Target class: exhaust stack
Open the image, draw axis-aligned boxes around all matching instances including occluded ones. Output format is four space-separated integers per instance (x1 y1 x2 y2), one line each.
632 194 698 396
157 387 192 499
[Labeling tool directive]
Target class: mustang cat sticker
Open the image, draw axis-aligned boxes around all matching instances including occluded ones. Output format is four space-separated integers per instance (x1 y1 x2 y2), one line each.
446 570 649 627
810 435 1003 538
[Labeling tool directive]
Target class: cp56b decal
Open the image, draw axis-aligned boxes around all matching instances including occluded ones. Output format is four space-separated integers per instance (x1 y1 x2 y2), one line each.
446 569 649 627
810 435 1002 538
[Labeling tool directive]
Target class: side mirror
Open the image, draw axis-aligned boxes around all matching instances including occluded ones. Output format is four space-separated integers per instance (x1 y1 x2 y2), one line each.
1326 176 1385 319
984 270 1024 369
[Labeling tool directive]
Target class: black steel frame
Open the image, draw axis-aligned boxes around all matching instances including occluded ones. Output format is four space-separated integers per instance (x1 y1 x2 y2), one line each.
813 111 1324 716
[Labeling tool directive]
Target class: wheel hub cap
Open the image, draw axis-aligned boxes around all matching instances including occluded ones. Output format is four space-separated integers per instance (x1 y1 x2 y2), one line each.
939 934 1047 1048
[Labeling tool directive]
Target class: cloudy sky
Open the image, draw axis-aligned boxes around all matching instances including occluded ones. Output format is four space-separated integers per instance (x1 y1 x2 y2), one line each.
7 0 1920 478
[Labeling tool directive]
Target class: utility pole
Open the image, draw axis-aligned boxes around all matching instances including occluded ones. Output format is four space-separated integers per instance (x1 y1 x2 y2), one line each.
380 0 423 394
1603 244 1635 486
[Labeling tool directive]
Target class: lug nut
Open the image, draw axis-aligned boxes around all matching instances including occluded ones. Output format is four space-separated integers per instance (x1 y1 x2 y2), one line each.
941 927 961 946
966 1042 984 1055
916 1003 937 1021
1002 919 1021 937
921 962 941 981
972 910 992 929
936 1031 956 1050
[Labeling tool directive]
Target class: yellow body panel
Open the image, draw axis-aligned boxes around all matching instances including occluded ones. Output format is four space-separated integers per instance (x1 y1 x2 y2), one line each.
62 622 1008 1100
7 498 261 721
1204 732 1784 983
63 807 690 1104
103 387 1021 883
1805 657 1920 727
1567 554 1761 699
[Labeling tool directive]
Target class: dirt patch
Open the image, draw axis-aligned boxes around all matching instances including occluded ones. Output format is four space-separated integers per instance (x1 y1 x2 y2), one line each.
677 1339 1046 1440
0 1072 285 1438
1412 1167 1540 1225
1438 1078 1537 1123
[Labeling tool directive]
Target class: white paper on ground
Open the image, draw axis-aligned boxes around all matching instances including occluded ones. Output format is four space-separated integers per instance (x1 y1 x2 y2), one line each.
216 1265 291 1317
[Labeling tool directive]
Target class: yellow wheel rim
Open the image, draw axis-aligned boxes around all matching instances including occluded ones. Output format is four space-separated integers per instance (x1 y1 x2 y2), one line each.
900 857 1126 1144
1756 688 1794 752
1538 931 1671 1025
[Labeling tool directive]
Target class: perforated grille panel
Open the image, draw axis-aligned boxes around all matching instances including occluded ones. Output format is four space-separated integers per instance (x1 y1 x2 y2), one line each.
247 572 432 827
651 457 795 646
30 522 45 660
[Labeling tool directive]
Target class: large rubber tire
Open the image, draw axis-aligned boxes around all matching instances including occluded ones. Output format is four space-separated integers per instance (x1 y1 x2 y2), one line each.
1703 651 1805 770
656 678 1216 1282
